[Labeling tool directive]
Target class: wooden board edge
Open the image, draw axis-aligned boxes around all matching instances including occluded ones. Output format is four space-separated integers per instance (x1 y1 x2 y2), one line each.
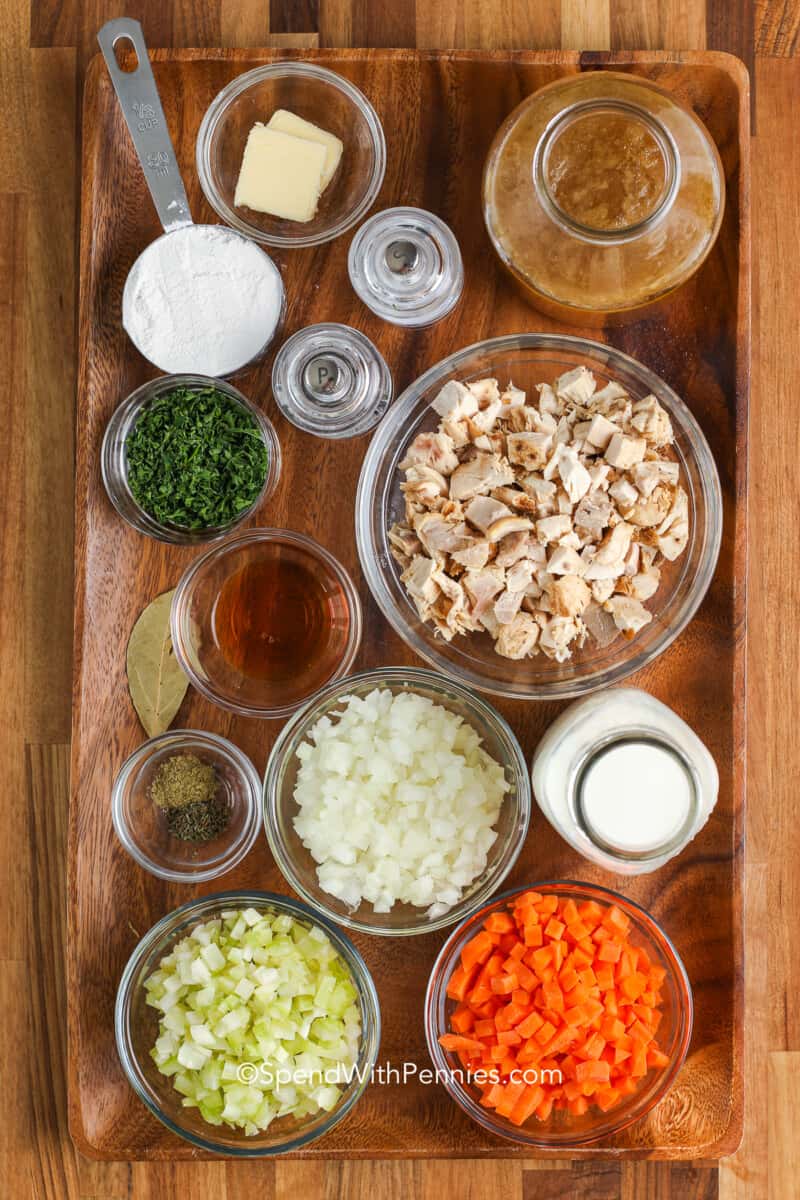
67 50 108 1161
68 47 752 1162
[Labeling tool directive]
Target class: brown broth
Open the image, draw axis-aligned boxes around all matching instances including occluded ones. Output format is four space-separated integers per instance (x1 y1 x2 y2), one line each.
546 112 667 231
211 553 349 684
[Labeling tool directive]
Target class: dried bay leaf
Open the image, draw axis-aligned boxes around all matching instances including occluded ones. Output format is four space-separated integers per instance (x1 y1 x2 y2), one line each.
126 589 189 737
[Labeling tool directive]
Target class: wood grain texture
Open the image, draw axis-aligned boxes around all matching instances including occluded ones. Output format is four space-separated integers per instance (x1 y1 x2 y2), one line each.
69 46 748 1163
3 1 799 1198
755 0 800 53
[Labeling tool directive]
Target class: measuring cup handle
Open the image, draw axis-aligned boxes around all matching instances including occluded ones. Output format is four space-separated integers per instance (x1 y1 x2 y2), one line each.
97 18 193 233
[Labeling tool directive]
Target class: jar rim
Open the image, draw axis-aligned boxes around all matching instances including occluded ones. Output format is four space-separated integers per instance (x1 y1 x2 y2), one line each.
533 98 682 246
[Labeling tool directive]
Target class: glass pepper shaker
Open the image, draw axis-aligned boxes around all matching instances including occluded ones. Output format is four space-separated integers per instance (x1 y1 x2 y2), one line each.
271 323 392 439
347 206 464 327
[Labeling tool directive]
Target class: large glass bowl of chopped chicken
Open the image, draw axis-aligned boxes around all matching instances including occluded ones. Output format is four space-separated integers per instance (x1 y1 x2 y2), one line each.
356 334 722 700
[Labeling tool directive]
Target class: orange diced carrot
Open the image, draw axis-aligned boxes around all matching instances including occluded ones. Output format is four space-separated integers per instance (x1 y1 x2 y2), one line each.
462 930 495 972
597 939 622 964
545 916 566 941
491 974 517 996
484 911 516 935
450 1005 474 1033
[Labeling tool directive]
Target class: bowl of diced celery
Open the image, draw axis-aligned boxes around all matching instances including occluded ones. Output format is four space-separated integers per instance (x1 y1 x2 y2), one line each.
115 891 380 1154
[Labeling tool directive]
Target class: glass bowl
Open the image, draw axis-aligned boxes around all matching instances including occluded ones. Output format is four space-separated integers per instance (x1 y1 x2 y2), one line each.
101 374 282 546
196 62 386 248
115 890 381 1155
355 333 722 701
263 666 531 937
425 880 693 1148
111 730 262 883
170 528 362 719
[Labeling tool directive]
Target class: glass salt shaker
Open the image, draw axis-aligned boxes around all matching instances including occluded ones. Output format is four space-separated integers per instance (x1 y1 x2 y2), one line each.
271 323 392 439
531 687 718 876
347 207 464 327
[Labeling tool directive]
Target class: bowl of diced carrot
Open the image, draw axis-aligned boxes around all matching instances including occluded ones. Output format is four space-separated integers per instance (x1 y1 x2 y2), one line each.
424 881 692 1146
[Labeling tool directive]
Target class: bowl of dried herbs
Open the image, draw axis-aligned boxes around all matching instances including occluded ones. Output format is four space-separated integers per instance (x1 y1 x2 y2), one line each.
101 375 281 545
111 729 262 882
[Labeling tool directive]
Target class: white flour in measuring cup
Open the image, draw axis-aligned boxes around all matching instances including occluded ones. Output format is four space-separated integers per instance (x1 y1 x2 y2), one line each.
122 224 285 377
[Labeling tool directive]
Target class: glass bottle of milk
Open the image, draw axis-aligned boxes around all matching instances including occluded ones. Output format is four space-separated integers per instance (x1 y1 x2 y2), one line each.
531 688 718 875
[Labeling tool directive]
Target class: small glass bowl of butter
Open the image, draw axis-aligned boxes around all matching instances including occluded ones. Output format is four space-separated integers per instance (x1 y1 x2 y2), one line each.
197 62 386 248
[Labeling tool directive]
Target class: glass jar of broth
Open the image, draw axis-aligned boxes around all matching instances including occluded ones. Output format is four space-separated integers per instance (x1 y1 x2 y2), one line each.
483 71 725 323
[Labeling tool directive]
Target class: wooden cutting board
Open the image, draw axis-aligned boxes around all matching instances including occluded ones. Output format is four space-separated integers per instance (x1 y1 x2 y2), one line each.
70 48 748 1160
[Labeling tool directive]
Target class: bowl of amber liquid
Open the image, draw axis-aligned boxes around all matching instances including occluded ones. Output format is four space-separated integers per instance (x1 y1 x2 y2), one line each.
170 529 363 718
483 71 725 323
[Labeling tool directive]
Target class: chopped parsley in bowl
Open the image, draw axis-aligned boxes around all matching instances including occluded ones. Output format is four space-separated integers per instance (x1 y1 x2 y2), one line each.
102 374 281 545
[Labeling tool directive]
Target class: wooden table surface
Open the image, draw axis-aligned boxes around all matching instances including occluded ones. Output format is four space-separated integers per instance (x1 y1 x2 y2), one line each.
0 0 795 1197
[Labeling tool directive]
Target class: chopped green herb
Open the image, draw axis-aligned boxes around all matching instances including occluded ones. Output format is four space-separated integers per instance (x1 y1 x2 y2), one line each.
126 385 269 529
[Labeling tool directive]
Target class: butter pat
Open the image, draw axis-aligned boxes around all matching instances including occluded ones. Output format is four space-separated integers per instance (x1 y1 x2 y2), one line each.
267 109 343 190
234 125 327 222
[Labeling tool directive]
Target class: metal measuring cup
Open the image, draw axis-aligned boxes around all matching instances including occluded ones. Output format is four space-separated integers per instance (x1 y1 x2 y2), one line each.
98 17 285 376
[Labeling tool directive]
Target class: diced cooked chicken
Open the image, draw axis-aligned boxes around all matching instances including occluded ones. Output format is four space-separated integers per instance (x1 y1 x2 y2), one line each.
581 601 620 647
547 545 587 576
653 485 689 559
547 574 591 618
630 395 674 446
616 566 661 602
400 431 460 475
604 433 647 469
400 464 448 508
555 366 596 405
463 565 506 616
590 578 616 604
469 402 503 434
430 569 469 636
388 523 422 561
625 483 674 528
468 378 501 407
539 616 583 661
490 485 539 514
449 452 515 501
494 529 533 569
464 495 512 534
499 384 526 412
413 513 475 557
507 432 553 471
574 491 613 539
629 459 680 497
505 558 537 592
594 521 635 566
393 368 690 663
588 462 612 492
584 413 621 451
401 555 441 620
487 515 534 543
520 476 558 506
557 446 592 504
623 541 640 577
592 381 628 408
535 382 561 415
609 477 639 510
431 379 478 421
495 612 540 659
450 538 491 570
494 587 525 625
583 522 634 580
536 514 573 544
604 595 653 635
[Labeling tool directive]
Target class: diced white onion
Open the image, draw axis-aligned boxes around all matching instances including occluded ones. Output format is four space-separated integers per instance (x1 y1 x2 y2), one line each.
292 688 509 918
